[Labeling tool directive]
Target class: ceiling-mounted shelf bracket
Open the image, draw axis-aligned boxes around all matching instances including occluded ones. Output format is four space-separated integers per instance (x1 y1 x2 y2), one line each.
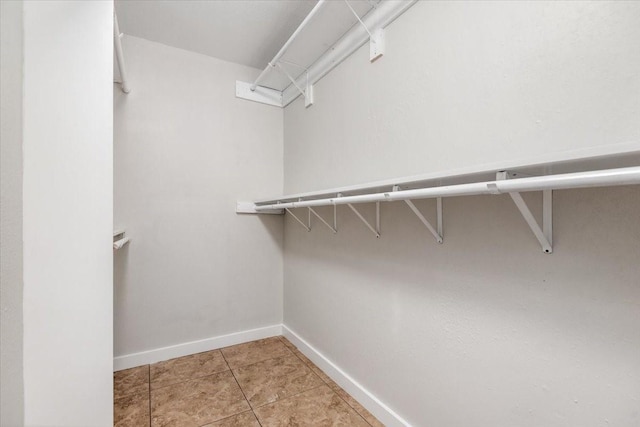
341 193 380 238
496 171 553 253
344 0 385 62
394 186 443 243
285 206 311 232
309 206 337 233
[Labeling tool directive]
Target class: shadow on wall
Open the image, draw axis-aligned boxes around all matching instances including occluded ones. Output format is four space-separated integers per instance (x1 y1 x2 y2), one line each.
283 185 640 367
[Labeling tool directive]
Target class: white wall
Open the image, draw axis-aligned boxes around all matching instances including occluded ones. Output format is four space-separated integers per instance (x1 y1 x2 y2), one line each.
22 1 114 425
1 1 24 425
283 2 640 426
285 1 640 193
114 36 283 359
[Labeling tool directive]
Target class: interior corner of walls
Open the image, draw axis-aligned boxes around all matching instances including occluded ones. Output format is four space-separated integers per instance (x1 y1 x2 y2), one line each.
282 325 411 427
0 0 25 425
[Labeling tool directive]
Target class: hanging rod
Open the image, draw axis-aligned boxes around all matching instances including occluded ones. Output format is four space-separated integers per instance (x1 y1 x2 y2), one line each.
114 12 130 94
236 0 417 107
250 0 327 91
254 166 640 211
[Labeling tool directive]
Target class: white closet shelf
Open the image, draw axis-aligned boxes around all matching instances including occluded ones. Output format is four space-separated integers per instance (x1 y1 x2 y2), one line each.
238 145 640 253
113 228 131 250
236 0 417 108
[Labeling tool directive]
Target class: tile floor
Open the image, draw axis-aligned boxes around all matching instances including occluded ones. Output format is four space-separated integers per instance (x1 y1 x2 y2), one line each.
114 336 384 427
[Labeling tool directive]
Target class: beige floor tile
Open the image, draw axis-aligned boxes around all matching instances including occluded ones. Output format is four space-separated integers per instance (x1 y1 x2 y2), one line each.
150 350 228 390
334 388 385 427
233 354 324 408
277 336 298 352
151 371 250 427
114 365 150 399
221 337 292 369
114 391 150 427
287 349 385 426
201 411 261 427
291 349 333 385
254 384 370 427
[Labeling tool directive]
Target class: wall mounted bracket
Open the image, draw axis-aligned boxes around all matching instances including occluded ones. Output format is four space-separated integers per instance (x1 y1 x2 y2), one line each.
344 0 385 61
285 207 311 232
395 186 443 243
342 193 380 238
276 63 314 108
309 206 337 233
497 171 553 253
235 81 283 107
236 201 283 214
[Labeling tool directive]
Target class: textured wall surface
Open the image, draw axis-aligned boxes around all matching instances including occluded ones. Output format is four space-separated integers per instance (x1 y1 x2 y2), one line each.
283 1 640 425
22 1 114 424
285 1 640 194
1 1 24 425
114 36 284 358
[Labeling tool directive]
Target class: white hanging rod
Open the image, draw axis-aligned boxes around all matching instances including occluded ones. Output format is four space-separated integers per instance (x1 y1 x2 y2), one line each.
250 0 327 91
114 12 130 94
280 0 416 106
113 237 131 251
255 166 640 211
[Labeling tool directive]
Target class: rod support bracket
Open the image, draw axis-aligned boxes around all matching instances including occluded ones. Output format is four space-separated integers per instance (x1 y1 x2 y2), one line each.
347 203 380 238
398 184 443 244
498 171 553 254
369 28 385 62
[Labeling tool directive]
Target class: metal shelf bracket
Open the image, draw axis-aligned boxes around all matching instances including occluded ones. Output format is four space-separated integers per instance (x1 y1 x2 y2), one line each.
344 0 385 61
285 206 311 232
396 186 443 243
276 63 314 108
340 193 380 238
309 206 337 233
497 171 553 253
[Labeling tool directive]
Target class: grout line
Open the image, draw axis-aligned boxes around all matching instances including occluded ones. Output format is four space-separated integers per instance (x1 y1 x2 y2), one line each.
333 389 374 427
251 383 326 410
278 337 377 426
220 349 262 426
148 364 152 427
149 367 231 391
251 410 264 427
195 410 255 427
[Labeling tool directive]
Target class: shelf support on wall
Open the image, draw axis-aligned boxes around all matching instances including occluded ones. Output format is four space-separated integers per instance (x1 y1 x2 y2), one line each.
344 0 385 61
309 207 337 233
396 186 443 243
285 207 311 232
342 193 380 238
497 171 553 253
235 1 416 108
276 63 314 108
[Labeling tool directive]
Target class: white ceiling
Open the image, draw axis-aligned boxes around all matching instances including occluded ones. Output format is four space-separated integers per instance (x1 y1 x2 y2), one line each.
115 0 376 90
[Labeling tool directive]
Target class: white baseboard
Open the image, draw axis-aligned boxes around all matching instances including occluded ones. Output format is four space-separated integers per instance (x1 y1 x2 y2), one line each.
113 324 282 371
282 325 411 427
114 323 410 426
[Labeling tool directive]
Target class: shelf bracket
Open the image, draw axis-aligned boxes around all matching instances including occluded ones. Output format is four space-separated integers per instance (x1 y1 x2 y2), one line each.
309 207 337 233
285 208 311 232
497 171 553 253
344 0 385 62
395 185 443 243
342 192 379 238
276 62 314 108
235 80 283 107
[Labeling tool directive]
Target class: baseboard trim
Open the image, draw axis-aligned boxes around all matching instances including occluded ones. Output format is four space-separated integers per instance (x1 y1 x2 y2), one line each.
282 325 411 427
113 324 282 371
